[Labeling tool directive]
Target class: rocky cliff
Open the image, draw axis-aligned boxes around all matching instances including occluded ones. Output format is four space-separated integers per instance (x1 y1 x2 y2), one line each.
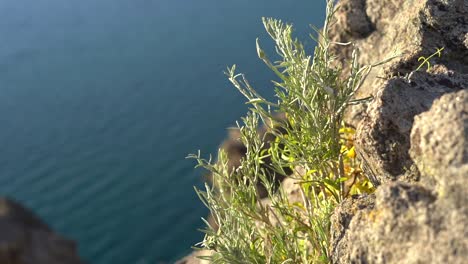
329 0 467 263
0 197 84 264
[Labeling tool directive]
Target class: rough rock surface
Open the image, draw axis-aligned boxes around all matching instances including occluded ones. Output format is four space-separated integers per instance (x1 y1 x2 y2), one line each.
329 0 468 263
331 181 467 264
329 0 468 184
358 66 467 184
410 89 468 210
0 197 83 264
410 89 467 181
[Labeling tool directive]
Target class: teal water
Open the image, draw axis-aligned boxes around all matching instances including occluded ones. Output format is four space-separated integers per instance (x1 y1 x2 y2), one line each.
0 0 325 263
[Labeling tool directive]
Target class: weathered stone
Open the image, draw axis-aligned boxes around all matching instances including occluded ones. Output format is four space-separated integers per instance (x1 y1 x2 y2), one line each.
328 1 468 263
410 89 468 212
337 90 467 261
332 0 467 84
357 66 467 185
330 181 467 264
329 0 468 184
331 0 468 128
329 193 375 260
410 89 467 180
0 198 83 264
330 0 374 40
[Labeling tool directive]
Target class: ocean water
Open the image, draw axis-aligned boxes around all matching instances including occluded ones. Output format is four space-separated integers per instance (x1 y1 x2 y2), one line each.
0 0 325 263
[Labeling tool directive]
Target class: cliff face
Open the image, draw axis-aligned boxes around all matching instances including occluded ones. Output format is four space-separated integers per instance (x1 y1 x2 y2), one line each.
329 0 467 263
331 0 467 184
0 198 84 264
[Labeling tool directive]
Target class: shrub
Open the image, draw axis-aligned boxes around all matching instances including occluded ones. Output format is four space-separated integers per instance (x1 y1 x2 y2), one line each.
188 1 388 262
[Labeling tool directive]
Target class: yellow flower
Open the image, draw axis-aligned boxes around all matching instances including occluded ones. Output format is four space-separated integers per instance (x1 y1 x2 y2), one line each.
339 127 355 135
346 146 356 159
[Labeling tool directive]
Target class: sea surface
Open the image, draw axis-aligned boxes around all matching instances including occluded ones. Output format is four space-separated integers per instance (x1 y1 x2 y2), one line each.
0 0 325 263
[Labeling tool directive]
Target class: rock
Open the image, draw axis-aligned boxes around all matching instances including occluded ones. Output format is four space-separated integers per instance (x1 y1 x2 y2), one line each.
0 197 84 264
331 0 467 93
332 83 468 263
330 0 467 128
410 89 467 181
329 194 375 262
328 0 468 263
357 66 467 185
410 89 468 210
330 181 467 264
328 0 468 184
330 0 374 40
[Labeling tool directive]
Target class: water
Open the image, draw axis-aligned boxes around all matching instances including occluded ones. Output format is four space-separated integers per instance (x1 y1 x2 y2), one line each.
0 0 325 263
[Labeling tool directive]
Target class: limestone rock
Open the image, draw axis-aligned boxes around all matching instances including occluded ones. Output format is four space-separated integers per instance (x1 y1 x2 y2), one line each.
0 197 83 264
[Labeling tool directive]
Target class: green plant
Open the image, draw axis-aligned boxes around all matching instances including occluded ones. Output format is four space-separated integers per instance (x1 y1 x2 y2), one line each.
407 47 444 81
188 1 384 262
415 47 444 72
